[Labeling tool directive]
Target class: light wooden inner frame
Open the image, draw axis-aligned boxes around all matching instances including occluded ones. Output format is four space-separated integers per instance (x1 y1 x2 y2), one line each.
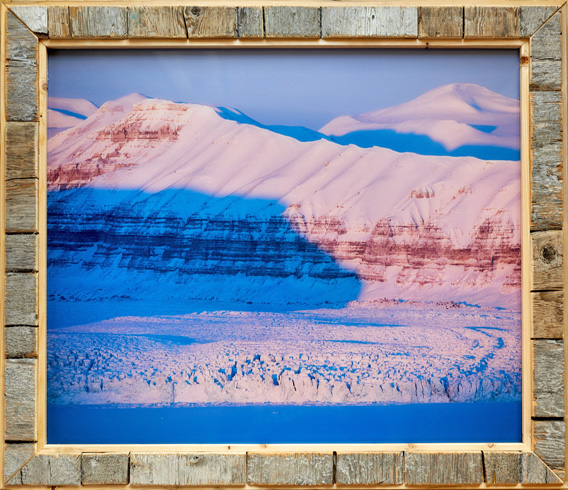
1 2 567 488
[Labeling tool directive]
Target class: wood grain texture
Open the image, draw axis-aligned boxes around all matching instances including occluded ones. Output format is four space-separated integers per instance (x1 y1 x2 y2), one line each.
522 451 563 484
9 6 48 35
531 12 561 61
6 11 37 61
47 6 70 38
531 230 563 291
5 123 38 180
3 443 35 484
5 178 38 233
464 7 520 38
6 62 38 122
531 91 563 230
82 453 129 485
70 6 127 38
265 7 320 38
531 60 562 91
404 452 483 485
5 326 38 358
4 359 36 441
128 7 186 39
183 7 237 38
418 7 463 38
5 234 38 272
130 453 246 486
5 273 38 326
520 6 558 37
237 7 263 39
336 452 402 485
532 291 563 338
17 454 81 486
322 7 418 38
533 339 565 417
534 420 565 471
483 451 521 485
247 453 333 486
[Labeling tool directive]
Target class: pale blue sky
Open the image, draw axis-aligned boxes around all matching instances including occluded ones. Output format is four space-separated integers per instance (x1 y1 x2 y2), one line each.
49 49 520 131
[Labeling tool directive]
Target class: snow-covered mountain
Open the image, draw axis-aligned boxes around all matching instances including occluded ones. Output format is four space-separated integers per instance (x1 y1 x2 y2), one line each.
320 83 520 159
47 87 521 309
48 96 99 138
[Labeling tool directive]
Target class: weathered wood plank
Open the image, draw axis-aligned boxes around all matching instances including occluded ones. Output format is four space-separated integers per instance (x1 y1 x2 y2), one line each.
19 454 81 486
464 7 520 38
532 12 561 62
247 453 333 486
322 7 418 38
265 7 320 38
183 7 237 39
484 451 521 485
405 452 483 486
532 291 563 338
237 7 263 39
418 7 463 39
5 234 38 272
522 451 563 484
9 6 48 35
533 339 565 417
4 443 35 484
5 359 36 441
5 178 38 233
128 7 186 39
531 91 563 230
6 123 38 180
531 231 563 291
47 6 70 38
336 452 402 485
130 453 246 486
5 273 38 326
534 420 565 471
521 6 558 37
6 62 38 122
6 11 37 62
70 6 128 38
531 60 562 91
82 453 129 485
5 326 38 358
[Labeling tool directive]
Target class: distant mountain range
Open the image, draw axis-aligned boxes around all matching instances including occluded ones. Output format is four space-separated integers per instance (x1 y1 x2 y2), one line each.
47 84 521 308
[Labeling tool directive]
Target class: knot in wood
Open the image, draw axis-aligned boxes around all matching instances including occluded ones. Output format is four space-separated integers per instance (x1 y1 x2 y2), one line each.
191 7 201 16
540 243 558 264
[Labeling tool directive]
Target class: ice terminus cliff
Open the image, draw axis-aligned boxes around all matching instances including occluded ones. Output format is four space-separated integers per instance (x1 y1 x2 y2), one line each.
46 83 522 407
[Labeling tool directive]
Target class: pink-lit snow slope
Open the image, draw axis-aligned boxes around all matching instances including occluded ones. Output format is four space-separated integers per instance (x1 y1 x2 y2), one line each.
320 83 519 152
48 85 521 309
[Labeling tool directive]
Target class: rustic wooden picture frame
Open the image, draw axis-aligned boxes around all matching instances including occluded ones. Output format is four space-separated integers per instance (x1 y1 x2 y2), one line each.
1 1 566 487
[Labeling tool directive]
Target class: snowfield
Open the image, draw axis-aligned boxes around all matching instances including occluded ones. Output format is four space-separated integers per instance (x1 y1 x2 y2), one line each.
48 302 521 406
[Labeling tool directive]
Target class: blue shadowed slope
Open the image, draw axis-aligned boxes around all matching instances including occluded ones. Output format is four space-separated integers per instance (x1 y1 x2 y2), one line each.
48 187 362 319
50 108 89 120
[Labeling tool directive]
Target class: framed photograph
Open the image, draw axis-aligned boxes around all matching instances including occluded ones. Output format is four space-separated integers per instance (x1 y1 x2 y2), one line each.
2 2 566 488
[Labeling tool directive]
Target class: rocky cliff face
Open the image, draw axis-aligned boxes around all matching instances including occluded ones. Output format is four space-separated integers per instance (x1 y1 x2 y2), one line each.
47 88 521 308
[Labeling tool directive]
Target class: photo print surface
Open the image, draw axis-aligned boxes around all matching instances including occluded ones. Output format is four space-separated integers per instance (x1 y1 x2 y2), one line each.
47 49 522 443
